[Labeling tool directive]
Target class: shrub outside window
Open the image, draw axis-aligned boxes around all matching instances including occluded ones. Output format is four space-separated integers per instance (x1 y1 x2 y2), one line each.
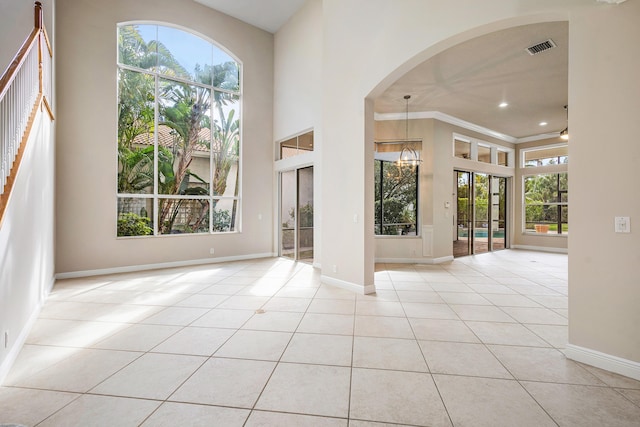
524 173 568 235
116 24 241 236
374 154 418 236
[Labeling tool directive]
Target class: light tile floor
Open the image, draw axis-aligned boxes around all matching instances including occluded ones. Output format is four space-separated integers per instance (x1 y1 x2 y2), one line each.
2 250 640 426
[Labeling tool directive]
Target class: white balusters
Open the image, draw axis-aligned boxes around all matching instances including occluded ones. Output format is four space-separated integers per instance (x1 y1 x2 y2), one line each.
0 33 41 196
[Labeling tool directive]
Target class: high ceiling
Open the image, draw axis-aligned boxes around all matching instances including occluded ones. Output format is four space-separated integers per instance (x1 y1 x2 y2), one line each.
375 22 568 141
193 1 568 142
194 0 307 33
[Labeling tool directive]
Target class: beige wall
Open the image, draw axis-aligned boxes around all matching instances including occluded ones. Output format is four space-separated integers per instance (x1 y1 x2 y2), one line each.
55 0 274 274
568 1 640 364
316 0 582 290
374 118 516 262
0 0 55 76
276 0 639 367
273 0 323 265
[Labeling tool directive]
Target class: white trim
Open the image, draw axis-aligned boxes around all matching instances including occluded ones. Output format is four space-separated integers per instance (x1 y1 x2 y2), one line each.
519 142 569 169
274 150 315 172
517 132 562 143
565 344 640 381
375 110 564 144
56 252 276 279
375 256 454 264
320 275 376 295
375 111 517 143
511 245 568 254
0 276 54 385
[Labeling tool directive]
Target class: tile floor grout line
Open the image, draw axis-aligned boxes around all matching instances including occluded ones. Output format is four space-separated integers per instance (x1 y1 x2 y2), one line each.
6 253 640 426
240 266 321 424
388 268 455 427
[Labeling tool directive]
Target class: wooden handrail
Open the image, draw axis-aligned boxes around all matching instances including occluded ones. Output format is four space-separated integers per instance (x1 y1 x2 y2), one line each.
0 2 51 101
0 28 39 101
0 2 53 225
34 1 42 30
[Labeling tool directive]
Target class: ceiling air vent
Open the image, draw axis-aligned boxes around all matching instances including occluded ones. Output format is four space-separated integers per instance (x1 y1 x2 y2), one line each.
526 39 557 55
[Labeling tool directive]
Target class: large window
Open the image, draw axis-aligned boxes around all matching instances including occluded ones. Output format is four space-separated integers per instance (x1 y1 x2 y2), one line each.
524 173 568 234
117 24 241 236
374 153 418 236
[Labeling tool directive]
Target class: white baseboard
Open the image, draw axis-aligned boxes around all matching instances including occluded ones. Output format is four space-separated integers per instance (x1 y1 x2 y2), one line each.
56 252 277 279
320 275 376 295
375 256 454 264
565 344 640 381
511 245 568 254
0 276 53 385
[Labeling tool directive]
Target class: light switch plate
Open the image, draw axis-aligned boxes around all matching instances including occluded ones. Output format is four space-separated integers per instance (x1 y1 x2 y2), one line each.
615 216 630 233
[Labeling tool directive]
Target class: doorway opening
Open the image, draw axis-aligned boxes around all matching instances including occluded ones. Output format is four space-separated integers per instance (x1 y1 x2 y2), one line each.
454 170 507 257
279 166 314 263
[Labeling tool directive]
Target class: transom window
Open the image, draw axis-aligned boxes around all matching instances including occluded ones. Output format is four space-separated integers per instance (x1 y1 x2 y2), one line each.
453 134 514 166
279 131 314 159
116 24 241 236
522 145 568 167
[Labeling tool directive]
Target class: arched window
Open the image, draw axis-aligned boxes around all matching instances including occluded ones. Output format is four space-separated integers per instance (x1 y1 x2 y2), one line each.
116 23 241 236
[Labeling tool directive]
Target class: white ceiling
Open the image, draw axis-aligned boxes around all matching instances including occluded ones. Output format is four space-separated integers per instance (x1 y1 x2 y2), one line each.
194 0 307 33
376 22 569 140
194 1 568 142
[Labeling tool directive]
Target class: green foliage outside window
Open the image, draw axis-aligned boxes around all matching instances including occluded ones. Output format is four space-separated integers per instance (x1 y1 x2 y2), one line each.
117 24 240 236
524 173 568 233
374 160 418 235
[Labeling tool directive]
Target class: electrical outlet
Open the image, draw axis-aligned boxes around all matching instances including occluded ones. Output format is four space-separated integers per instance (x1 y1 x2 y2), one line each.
332 265 337 273
209 248 215 255
4 331 8 349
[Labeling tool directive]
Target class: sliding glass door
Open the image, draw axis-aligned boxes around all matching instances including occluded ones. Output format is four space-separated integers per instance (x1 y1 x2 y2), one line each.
454 171 472 257
279 167 314 262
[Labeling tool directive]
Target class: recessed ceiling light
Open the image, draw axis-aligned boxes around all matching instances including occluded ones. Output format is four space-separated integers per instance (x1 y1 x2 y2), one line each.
539 121 548 126
499 102 508 108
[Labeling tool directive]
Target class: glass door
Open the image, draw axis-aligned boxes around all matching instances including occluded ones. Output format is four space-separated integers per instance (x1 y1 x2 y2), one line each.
279 167 314 262
454 171 472 257
473 173 490 255
454 170 508 257
491 176 507 251
280 170 296 260
297 167 314 261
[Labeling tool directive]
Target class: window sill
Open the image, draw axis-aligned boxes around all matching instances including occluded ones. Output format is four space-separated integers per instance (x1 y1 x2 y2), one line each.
375 235 421 239
522 232 568 238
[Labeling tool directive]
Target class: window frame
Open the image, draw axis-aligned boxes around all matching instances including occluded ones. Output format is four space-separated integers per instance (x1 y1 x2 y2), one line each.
374 157 420 237
520 143 568 168
522 171 568 236
452 133 514 167
116 22 243 238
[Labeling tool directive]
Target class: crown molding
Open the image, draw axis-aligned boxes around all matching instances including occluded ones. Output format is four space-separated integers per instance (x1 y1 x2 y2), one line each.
374 111 564 144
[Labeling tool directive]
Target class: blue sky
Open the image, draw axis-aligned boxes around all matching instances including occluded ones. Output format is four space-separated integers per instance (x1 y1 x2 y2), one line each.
136 24 235 76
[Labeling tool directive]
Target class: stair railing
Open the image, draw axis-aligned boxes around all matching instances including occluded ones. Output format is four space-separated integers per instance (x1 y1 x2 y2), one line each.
0 2 53 222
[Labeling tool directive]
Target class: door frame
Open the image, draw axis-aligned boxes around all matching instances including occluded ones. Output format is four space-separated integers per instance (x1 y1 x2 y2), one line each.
278 166 314 262
454 169 509 257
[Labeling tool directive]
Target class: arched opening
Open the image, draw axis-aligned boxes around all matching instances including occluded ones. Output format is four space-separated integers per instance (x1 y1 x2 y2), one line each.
364 15 569 272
